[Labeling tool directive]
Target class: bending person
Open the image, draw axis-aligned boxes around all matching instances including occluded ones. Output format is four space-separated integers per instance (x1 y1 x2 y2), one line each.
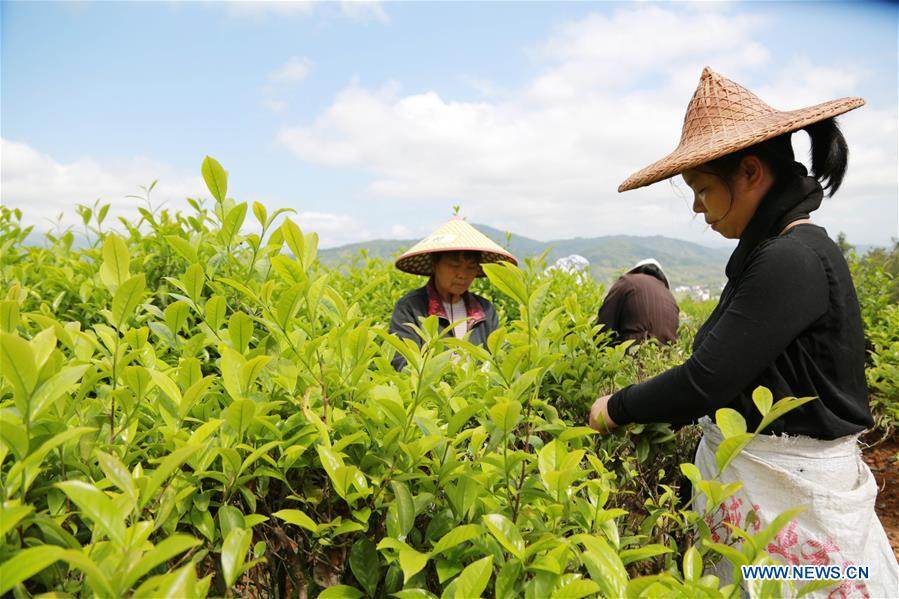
596 258 679 344
589 67 897 594
389 217 517 371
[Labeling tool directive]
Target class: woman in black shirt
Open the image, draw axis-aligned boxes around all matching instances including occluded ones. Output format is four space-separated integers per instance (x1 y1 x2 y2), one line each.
589 67 898 594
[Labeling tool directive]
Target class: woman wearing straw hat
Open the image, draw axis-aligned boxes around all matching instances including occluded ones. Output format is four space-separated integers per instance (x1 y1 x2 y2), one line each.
588 67 898 594
389 217 517 371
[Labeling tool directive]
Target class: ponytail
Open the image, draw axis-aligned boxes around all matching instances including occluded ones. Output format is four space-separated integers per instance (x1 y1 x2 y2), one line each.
699 117 850 197
803 118 849 196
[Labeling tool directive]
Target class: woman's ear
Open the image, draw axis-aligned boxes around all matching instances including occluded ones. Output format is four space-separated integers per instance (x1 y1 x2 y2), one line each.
736 155 776 209
739 155 769 189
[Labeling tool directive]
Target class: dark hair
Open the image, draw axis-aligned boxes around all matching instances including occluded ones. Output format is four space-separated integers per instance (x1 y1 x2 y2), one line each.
699 117 849 196
629 264 669 288
431 250 482 265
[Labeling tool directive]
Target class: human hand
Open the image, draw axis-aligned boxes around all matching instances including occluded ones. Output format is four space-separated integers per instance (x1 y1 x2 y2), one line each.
589 394 618 434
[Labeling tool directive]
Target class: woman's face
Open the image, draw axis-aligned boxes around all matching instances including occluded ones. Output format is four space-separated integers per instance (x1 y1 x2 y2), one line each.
682 156 773 239
433 252 479 300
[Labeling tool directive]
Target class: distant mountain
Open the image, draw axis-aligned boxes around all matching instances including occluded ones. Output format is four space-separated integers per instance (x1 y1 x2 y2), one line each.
319 223 733 289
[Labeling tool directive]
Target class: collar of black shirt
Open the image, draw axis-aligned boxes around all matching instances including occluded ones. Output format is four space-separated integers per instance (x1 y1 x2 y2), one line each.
725 162 824 280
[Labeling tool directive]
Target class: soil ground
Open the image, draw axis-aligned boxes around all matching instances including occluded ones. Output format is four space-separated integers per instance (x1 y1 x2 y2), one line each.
862 435 899 562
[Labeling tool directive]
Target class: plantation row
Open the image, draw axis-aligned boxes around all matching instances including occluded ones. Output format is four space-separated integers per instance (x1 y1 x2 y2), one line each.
1 158 896 598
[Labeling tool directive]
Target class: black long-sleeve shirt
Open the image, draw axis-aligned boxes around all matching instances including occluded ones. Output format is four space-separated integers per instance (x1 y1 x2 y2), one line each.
608 176 873 440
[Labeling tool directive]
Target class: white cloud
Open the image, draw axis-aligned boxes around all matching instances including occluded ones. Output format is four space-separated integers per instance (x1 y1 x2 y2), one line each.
269 56 313 82
294 211 372 247
390 224 410 238
223 0 387 23
1 138 204 232
530 6 768 100
226 1 317 19
277 4 897 246
339 0 388 24
0 139 373 248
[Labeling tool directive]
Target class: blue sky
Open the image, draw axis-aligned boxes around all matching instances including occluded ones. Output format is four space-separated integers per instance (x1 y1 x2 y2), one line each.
3 1 897 248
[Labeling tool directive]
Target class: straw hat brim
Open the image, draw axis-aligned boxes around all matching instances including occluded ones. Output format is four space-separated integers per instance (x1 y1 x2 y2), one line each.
394 218 519 276
618 97 865 192
395 247 517 277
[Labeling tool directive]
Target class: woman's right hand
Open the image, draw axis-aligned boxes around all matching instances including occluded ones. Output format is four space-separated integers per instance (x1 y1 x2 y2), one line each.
589 395 618 434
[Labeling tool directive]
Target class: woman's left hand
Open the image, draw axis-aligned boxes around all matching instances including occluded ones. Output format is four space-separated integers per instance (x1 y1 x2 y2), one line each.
589 395 618 434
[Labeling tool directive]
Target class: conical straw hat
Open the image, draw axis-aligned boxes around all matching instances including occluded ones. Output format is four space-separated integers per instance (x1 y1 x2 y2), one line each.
395 218 518 276
618 67 865 192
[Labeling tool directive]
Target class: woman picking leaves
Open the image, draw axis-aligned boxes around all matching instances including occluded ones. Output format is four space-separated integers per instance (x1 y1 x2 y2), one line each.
590 67 898 594
388 217 516 371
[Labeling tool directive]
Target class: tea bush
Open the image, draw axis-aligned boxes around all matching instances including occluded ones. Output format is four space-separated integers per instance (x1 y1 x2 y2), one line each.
848 243 899 439
0 157 891 598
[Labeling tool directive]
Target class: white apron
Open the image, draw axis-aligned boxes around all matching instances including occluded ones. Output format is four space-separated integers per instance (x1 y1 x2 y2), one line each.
693 418 898 598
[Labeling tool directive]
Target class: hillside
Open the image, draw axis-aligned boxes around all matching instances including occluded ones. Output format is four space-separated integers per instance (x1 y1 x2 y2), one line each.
319 223 732 289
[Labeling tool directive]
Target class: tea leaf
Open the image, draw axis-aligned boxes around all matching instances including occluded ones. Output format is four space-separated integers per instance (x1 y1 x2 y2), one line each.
0 300 20 333
0 331 38 399
219 347 245 403
319 586 365 599
281 218 304 260
57 548 115 597
228 312 253 353
29 364 89 422
252 201 267 227
140 444 203 509
148 369 183 405
165 235 199 264
164 301 191 334
574 535 627 599
489 400 521 435
111 274 146 330
751 386 773 417
619 544 672 566
240 355 271 394
757 396 817 433
56 480 127 546
221 202 247 246
223 399 255 439
483 513 524 560
714 408 746 438
95 450 138 503
715 433 754 474
399 547 431 584
495 559 523 599
683 546 702 581
124 535 201 589
551 578 600 599
388 481 415 541
273 509 319 534
219 505 246 540
221 527 252 588
100 233 130 292
0 504 34 539
451 555 492 599
204 296 227 331
431 524 484 555
183 264 205 305
302 231 319 271
0 545 64 595
483 262 527 306
350 537 380 596
202 156 228 203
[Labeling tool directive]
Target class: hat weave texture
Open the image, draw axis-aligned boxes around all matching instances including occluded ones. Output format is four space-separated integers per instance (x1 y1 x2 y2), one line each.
618 67 865 192
395 218 518 276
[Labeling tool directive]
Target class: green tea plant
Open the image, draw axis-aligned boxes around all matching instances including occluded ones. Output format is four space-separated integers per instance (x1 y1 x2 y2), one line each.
0 157 878 598
847 245 899 439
